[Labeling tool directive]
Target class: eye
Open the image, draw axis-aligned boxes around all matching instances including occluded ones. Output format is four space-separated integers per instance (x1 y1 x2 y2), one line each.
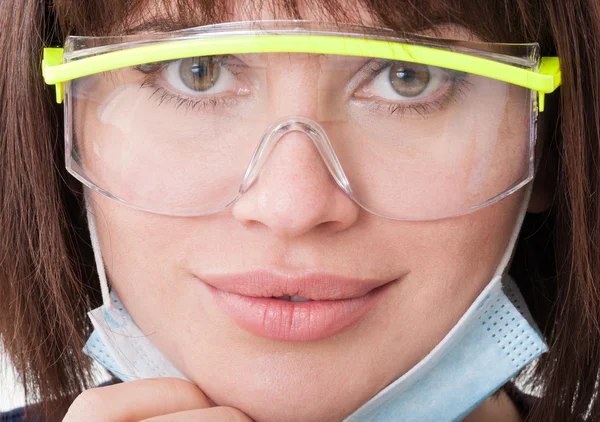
160 56 248 97
389 62 430 97
358 61 451 102
178 57 220 92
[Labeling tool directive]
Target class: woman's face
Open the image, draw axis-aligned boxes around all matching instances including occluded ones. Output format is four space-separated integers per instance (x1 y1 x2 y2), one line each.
84 5 538 422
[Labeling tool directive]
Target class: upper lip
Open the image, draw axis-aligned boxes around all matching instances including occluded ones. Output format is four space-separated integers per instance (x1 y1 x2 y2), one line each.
199 270 394 300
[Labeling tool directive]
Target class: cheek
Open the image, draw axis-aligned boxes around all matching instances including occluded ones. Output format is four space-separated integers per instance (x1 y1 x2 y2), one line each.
376 187 523 342
90 184 523 345
396 189 524 342
90 195 187 303
85 156 525 422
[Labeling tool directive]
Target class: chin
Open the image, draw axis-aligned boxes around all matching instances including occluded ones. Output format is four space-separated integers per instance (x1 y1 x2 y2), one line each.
194 361 371 422
215 390 355 422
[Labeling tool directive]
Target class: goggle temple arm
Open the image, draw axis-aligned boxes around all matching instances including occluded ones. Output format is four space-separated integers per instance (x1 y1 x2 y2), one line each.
538 57 561 112
43 48 65 104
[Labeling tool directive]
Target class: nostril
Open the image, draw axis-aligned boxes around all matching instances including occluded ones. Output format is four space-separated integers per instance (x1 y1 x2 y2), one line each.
315 220 345 233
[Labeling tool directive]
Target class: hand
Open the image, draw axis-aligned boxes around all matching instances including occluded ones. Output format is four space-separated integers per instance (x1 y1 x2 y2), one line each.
63 378 254 421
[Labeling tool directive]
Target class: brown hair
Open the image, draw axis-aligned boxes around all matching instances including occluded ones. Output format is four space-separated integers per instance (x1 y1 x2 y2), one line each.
1 0 599 420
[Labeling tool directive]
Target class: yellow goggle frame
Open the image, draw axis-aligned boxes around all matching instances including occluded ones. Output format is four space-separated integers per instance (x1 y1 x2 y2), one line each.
42 34 562 111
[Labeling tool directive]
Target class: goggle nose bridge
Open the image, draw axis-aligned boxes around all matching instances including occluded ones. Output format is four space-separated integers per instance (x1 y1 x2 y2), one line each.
240 116 353 195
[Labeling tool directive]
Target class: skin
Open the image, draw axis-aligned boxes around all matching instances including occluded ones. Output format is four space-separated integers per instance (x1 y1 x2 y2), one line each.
66 149 536 422
64 6 553 422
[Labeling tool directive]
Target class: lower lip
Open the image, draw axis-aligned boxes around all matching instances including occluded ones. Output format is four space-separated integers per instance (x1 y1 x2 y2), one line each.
204 281 394 342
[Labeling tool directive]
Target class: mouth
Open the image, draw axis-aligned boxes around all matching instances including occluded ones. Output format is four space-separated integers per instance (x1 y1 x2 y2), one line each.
272 295 312 302
197 271 399 342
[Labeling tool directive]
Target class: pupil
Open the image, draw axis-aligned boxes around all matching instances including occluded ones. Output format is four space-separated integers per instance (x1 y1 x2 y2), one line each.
389 62 430 98
192 62 208 78
180 57 220 92
397 69 417 83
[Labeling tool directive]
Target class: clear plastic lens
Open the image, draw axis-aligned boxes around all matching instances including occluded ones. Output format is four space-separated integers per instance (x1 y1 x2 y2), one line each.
65 43 536 220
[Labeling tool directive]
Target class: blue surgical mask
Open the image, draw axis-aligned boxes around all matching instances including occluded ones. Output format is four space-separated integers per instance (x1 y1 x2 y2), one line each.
83 182 547 421
83 290 188 381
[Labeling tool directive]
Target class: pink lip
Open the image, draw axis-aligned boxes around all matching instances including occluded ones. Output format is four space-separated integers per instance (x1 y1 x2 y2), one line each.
198 271 397 342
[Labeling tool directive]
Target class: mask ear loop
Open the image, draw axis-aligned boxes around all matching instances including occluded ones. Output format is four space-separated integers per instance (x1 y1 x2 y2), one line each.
85 198 113 309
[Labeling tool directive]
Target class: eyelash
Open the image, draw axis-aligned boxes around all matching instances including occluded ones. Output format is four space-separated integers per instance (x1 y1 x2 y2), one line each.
381 80 470 118
136 58 242 111
140 79 239 111
359 59 471 117
134 57 471 116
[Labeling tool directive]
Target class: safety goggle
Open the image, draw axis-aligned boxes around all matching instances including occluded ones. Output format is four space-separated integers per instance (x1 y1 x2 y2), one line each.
42 21 561 220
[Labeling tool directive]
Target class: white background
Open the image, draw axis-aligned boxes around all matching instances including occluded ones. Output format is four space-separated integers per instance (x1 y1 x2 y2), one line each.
0 356 25 411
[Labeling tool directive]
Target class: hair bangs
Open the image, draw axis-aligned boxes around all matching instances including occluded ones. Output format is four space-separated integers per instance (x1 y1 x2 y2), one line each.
51 0 552 48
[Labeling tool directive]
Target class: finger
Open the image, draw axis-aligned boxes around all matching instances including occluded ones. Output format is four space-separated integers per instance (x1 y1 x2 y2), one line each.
63 378 211 422
141 406 254 422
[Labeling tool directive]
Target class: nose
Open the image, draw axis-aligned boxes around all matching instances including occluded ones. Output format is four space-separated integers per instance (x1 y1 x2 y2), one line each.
231 130 360 237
